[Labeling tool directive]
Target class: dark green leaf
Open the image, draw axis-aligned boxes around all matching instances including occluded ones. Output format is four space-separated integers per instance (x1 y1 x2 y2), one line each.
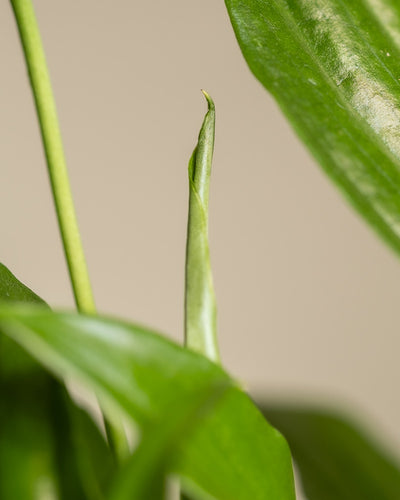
110 381 229 500
0 373 60 499
0 263 46 306
52 385 116 500
260 403 400 500
0 350 97 500
0 306 295 500
0 264 114 499
225 0 400 255
0 263 47 377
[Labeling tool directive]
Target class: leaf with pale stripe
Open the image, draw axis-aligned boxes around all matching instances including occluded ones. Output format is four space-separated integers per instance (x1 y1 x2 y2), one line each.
225 0 400 255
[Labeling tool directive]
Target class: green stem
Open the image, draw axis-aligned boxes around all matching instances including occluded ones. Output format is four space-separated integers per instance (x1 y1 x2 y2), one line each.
10 0 128 461
10 0 95 314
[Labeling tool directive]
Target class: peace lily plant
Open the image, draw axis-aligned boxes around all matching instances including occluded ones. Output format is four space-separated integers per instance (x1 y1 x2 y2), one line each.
2 0 400 499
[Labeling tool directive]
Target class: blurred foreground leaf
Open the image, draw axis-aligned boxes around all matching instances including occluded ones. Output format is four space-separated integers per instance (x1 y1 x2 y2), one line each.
110 381 228 500
0 306 295 500
260 404 400 500
0 264 114 499
225 0 400 256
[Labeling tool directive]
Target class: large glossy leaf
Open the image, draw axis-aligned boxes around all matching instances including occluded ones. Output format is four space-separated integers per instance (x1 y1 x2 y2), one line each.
0 264 114 499
225 0 400 255
0 306 296 500
259 403 400 500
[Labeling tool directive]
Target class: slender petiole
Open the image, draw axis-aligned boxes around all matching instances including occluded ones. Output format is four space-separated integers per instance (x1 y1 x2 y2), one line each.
10 0 95 314
10 0 128 460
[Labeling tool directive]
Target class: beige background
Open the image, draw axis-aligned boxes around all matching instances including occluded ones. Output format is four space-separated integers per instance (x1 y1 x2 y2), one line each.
2 1 400 496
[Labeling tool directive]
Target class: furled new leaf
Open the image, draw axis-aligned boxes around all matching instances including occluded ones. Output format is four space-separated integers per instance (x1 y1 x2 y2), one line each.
0 306 296 500
225 0 400 255
185 91 219 362
260 403 400 500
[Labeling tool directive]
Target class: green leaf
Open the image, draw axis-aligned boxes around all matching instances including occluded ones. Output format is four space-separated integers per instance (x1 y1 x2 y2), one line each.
0 264 114 499
185 91 219 362
174 388 295 500
0 263 46 306
0 263 47 377
259 403 400 500
110 381 228 500
225 0 400 255
0 306 295 500
0 373 60 499
1 354 113 500
0 265 60 500
52 386 116 500
109 437 166 500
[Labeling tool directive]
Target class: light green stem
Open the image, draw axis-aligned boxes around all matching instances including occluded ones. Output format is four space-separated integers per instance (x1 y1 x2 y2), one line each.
10 0 95 314
10 0 128 461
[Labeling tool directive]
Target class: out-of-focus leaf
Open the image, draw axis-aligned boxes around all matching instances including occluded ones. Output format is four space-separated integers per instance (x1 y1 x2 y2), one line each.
0 263 47 376
0 354 94 500
0 263 46 305
225 0 400 255
260 403 400 500
174 388 295 500
0 264 59 500
0 373 60 499
0 264 114 499
185 91 219 362
53 385 116 500
0 306 296 500
110 439 165 500
110 381 229 500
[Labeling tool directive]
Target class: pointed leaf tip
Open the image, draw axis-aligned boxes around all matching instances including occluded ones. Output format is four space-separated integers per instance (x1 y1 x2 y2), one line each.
201 89 215 112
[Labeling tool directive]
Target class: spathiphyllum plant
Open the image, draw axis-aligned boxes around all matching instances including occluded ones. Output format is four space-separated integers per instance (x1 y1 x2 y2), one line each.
2 0 400 499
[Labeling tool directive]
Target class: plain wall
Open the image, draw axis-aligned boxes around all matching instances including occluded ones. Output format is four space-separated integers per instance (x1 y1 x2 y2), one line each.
2 1 400 496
